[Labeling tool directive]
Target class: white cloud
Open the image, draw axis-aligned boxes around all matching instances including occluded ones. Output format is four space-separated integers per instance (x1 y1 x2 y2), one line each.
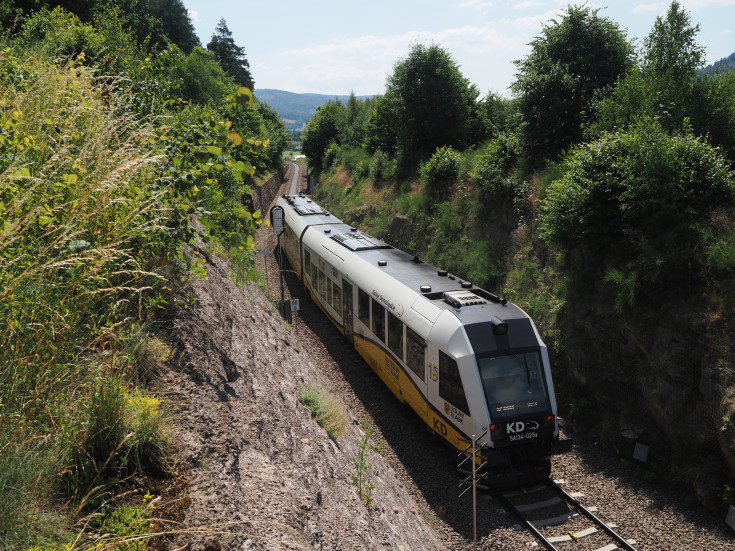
187 9 199 22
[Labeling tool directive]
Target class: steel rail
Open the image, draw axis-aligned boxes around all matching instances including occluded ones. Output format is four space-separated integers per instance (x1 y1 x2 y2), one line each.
548 480 638 551
493 479 638 551
491 490 559 551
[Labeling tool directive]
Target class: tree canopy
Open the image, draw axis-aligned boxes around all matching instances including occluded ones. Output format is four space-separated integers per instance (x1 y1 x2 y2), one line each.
512 5 634 161
207 18 254 90
372 43 479 168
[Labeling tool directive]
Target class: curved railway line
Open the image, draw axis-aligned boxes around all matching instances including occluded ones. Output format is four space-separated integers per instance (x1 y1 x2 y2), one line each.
252 164 735 550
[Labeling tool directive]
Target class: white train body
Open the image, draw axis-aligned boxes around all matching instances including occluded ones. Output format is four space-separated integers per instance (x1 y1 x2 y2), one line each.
275 195 560 485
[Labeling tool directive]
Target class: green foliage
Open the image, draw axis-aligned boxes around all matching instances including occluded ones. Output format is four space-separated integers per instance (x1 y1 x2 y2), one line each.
90 493 157 551
369 149 397 184
513 4 634 160
381 43 479 168
0 439 67 550
473 133 521 199
420 146 460 200
540 118 735 302
298 386 349 440
351 431 375 508
207 18 254 89
0 27 276 543
591 2 716 148
301 100 345 169
168 46 234 105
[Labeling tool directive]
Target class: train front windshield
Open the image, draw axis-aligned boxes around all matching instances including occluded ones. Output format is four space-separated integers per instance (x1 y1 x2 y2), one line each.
478 351 551 420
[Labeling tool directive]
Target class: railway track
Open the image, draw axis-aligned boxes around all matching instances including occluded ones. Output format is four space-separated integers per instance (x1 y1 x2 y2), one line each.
285 161 301 195
492 479 638 551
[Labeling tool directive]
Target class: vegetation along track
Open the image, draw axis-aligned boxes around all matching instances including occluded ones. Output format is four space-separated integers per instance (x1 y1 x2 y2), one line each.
254 167 735 550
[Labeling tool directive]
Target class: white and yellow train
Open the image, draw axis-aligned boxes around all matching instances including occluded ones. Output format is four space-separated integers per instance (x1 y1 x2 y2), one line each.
274 194 562 486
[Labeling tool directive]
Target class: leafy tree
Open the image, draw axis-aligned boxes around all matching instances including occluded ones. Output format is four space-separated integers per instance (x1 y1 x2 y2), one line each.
377 43 479 168
340 92 372 149
364 94 398 156
540 118 735 299
589 2 733 159
207 18 254 90
169 46 234 105
512 5 634 161
301 100 345 169
689 71 735 163
5 0 199 53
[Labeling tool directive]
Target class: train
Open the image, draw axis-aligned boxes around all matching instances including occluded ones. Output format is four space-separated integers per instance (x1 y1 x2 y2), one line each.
272 194 564 486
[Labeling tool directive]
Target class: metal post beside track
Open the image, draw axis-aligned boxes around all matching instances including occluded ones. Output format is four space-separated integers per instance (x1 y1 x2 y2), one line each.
458 431 488 549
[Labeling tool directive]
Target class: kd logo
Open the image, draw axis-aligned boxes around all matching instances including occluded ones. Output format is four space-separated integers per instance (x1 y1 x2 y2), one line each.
506 421 525 434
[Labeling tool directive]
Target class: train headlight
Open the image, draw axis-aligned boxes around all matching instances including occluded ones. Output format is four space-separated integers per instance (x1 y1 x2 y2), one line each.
490 316 508 336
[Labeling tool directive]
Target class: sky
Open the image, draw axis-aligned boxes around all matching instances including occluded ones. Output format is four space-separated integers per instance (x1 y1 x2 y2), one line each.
183 0 735 98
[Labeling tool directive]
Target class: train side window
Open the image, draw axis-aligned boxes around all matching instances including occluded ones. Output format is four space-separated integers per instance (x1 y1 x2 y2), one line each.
439 351 470 416
333 282 342 313
387 312 403 359
304 250 311 280
318 267 327 298
371 299 385 342
406 327 425 381
358 288 370 327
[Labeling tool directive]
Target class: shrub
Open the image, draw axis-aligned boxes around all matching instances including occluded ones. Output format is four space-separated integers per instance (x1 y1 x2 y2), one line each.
298 385 349 440
540 118 735 301
473 132 521 198
420 146 460 200
369 149 396 184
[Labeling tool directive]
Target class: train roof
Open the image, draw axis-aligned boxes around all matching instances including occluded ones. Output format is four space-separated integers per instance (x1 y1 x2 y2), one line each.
277 195 527 323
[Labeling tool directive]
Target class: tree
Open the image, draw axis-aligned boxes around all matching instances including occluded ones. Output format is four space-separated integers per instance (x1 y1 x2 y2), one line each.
379 43 478 168
512 5 634 161
641 0 705 130
301 101 345 169
589 2 716 146
169 46 234 105
207 18 254 90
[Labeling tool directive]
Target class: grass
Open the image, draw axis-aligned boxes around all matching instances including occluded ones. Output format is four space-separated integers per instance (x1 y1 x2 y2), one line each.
0 50 174 549
298 385 349 440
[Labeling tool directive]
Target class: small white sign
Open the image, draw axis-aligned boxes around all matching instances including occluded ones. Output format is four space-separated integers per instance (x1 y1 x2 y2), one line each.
290 299 300 312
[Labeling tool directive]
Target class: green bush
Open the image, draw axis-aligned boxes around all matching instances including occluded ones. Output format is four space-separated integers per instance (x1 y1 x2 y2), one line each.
420 146 460 200
540 118 735 300
473 133 521 198
369 149 397 184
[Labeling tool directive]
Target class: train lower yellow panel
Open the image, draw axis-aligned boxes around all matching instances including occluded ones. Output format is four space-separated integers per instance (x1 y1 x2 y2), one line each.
353 335 469 451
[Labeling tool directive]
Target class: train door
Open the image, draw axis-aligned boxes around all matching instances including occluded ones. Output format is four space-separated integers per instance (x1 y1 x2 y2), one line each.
426 343 443 433
342 279 354 344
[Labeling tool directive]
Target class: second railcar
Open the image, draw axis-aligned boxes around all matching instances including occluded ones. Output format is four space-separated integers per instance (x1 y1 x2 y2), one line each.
273 194 562 486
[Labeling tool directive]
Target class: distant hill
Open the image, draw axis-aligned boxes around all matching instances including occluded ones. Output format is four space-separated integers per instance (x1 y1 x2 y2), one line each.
254 89 376 130
700 51 735 76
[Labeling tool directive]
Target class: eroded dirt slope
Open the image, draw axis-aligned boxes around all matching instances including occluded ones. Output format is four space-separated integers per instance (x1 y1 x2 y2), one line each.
159 236 444 551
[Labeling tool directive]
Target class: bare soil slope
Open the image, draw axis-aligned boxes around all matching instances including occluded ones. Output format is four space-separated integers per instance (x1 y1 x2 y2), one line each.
159 236 444 550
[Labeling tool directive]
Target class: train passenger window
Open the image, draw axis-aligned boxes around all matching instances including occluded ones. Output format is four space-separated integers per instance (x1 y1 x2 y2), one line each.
406 327 425 381
439 351 470 416
371 299 385 342
326 278 333 306
387 313 403 359
318 268 327 298
333 283 342 313
358 288 370 327
304 250 311 280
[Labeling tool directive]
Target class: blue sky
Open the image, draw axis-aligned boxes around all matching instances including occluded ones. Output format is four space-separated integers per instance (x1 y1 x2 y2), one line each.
183 1 735 97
